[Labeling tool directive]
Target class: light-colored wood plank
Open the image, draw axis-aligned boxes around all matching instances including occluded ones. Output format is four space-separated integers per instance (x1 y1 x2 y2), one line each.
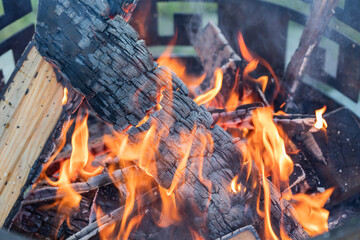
0 46 43 137
0 46 64 226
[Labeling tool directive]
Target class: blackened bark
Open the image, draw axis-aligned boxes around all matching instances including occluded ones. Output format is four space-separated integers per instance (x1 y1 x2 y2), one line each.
34 0 308 239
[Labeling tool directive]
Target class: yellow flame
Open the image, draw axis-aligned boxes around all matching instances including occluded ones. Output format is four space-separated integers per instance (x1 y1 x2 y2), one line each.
314 106 328 129
62 87 68 105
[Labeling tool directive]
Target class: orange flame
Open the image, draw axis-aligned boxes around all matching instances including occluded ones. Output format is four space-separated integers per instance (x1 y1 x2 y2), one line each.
314 106 328 129
237 107 293 239
238 33 279 96
157 33 206 90
157 186 182 227
96 207 116 240
231 107 333 239
225 68 241 111
284 188 334 236
230 176 246 194
62 87 68 105
194 69 223 106
44 110 103 227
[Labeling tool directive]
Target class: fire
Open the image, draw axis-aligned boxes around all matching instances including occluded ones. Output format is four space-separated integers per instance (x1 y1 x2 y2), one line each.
43 30 334 240
157 186 181 227
234 107 293 239
103 122 186 237
156 33 206 91
238 33 279 97
314 106 328 129
284 188 334 236
231 106 333 239
194 69 223 106
44 110 103 227
62 87 68 105
231 176 246 194
225 68 241 111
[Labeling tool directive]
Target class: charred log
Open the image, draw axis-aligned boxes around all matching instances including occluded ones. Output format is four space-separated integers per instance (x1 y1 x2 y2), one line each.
34 0 308 239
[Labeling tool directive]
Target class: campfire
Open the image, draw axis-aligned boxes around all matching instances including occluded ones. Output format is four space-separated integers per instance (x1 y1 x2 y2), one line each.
1 0 360 240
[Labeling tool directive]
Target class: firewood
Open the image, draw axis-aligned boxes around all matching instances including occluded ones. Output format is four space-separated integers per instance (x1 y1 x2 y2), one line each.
192 23 268 105
192 23 241 100
0 43 67 227
34 0 308 239
10 192 94 239
283 0 338 111
23 166 138 205
304 108 360 205
66 187 159 240
217 225 260 240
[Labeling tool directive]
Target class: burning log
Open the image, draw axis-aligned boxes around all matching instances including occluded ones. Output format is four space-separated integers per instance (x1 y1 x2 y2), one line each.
29 0 310 239
0 42 83 227
304 108 360 204
11 192 95 239
67 187 159 240
192 22 268 106
192 23 241 101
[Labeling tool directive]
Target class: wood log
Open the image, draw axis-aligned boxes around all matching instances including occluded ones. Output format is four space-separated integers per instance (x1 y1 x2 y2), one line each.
34 0 308 239
283 0 338 111
0 43 66 227
192 23 268 106
10 192 95 240
304 108 360 205
192 22 241 101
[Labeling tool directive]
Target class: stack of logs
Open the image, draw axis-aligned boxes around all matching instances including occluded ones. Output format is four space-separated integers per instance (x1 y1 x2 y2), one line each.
0 0 359 240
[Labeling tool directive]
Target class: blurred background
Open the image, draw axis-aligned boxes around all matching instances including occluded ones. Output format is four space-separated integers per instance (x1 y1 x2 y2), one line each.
0 0 359 116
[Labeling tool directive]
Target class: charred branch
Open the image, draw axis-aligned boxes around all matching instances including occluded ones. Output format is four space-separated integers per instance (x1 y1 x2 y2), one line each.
283 0 338 111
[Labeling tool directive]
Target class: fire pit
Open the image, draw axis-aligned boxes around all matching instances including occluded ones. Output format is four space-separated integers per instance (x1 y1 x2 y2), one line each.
0 0 359 239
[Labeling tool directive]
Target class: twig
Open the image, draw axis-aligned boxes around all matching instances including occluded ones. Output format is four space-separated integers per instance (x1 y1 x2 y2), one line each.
23 166 139 205
66 187 159 240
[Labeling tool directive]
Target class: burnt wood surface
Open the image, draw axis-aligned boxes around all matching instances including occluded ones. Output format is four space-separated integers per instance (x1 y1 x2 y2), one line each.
308 108 360 204
283 0 338 111
192 23 268 106
34 0 308 239
10 193 95 240
192 22 242 103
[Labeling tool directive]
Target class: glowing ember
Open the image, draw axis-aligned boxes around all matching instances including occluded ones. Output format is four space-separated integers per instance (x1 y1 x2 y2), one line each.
314 106 328 129
62 87 68 105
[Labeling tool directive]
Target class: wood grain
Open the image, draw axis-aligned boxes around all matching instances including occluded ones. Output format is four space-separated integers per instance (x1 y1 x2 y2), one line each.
0 46 64 226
